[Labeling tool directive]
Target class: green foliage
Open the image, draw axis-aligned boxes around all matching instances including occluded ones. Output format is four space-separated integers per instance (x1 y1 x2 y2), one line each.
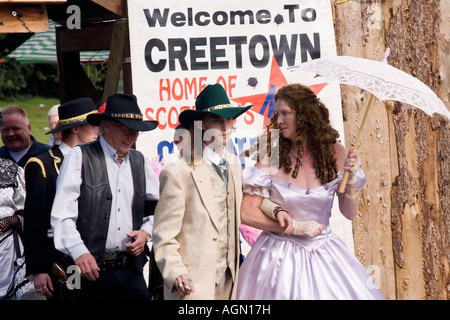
0 33 107 101
0 59 59 100
83 63 107 97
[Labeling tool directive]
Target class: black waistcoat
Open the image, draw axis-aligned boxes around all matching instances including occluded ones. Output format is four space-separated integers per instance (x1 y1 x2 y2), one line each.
77 140 147 269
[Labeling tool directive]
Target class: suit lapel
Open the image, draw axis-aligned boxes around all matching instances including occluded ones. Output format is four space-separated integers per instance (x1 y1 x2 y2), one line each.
190 164 219 230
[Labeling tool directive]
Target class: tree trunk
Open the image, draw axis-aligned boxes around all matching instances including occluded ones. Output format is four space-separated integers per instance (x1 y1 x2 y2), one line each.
332 0 449 300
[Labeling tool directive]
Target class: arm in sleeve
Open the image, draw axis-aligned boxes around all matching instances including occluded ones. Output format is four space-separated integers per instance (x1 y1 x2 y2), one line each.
337 168 366 220
50 147 89 261
23 161 52 275
152 165 189 289
139 158 161 240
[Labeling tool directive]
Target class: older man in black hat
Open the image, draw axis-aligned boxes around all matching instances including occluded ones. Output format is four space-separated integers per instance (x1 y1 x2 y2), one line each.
23 97 99 299
50 93 159 300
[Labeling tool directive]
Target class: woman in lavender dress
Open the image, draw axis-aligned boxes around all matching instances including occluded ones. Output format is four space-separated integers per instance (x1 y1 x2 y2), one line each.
237 83 384 300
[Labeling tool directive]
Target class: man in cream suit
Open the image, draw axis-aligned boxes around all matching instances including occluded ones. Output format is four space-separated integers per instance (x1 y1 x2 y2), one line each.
153 84 252 300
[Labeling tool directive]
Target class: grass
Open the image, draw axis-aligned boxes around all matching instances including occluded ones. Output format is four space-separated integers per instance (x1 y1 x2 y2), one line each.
1 96 60 147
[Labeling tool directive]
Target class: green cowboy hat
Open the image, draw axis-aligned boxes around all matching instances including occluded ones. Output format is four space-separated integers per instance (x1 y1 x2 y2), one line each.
179 84 252 128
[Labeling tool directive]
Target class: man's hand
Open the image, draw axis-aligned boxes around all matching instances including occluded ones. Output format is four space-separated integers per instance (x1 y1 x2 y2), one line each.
75 253 100 281
33 273 54 298
174 274 195 297
277 210 294 236
124 230 148 256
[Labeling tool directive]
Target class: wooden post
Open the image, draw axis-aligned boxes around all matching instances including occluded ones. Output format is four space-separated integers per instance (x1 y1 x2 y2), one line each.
332 0 450 300
102 18 127 101
55 22 114 103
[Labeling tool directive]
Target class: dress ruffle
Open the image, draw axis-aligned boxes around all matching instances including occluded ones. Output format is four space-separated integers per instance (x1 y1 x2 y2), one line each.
242 167 272 198
237 232 384 300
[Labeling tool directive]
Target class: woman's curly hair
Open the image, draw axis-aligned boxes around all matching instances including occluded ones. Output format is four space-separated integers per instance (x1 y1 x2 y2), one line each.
267 83 340 184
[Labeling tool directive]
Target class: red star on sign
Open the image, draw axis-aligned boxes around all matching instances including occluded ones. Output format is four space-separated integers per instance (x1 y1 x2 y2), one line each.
232 56 327 127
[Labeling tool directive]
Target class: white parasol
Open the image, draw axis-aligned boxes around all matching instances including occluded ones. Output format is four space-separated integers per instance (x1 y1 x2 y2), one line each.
292 54 450 192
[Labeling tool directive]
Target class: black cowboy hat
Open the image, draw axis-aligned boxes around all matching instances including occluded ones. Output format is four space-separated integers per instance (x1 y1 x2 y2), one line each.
87 93 158 131
179 84 252 128
46 97 98 134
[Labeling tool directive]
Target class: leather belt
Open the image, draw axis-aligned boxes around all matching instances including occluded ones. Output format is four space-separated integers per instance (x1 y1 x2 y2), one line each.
97 250 132 272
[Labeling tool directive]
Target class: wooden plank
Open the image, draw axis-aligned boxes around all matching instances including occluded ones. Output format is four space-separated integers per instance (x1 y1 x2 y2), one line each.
56 26 101 104
56 23 114 52
333 0 397 300
122 27 132 94
385 0 449 300
102 18 127 100
90 0 126 17
0 4 48 33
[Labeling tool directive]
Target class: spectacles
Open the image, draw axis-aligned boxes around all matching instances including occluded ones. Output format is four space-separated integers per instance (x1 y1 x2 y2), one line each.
48 122 58 130
111 122 140 137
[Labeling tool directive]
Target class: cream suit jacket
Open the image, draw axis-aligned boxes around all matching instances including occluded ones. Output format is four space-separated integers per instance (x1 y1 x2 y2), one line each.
153 152 242 300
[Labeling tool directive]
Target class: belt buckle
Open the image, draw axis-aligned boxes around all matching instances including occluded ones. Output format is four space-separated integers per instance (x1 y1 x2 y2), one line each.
98 251 130 272
101 250 119 260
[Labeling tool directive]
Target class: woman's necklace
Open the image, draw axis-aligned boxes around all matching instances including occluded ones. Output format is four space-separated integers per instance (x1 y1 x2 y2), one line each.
290 149 311 166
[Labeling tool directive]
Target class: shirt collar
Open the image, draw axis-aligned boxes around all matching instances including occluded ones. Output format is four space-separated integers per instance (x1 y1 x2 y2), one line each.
58 142 72 157
203 144 225 166
99 136 128 164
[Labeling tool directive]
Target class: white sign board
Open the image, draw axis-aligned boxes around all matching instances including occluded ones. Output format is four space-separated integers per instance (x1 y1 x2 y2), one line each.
128 0 354 251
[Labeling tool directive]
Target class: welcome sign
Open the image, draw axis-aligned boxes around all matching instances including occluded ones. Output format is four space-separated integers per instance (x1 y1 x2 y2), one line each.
127 0 354 250
128 0 343 162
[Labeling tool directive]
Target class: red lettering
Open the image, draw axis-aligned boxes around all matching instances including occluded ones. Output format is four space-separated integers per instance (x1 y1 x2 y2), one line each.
159 76 211 101
146 105 196 130
215 75 237 97
243 110 254 125
159 79 170 101
184 77 197 100
168 106 179 129
199 77 207 93
145 107 155 120
156 107 167 129
216 76 227 93
172 78 184 101
228 75 237 97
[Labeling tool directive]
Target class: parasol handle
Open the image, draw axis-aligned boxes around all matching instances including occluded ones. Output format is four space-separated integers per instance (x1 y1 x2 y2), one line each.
337 94 374 194
338 170 351 194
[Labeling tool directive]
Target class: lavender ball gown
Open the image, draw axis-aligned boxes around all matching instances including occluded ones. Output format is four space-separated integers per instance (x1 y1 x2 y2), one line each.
236 167 384 300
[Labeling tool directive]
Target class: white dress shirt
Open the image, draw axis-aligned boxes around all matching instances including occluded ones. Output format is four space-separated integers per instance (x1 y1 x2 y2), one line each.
58 141 72 158
51 136 159 261
203 143 225 166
